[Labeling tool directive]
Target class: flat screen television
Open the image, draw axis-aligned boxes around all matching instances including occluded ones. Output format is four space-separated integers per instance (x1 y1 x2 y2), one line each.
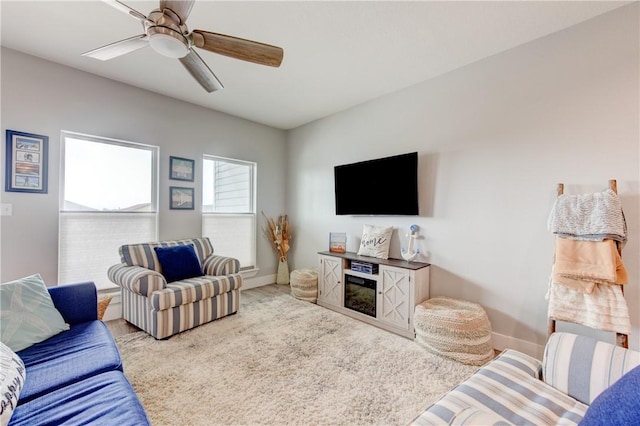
334 152 419 215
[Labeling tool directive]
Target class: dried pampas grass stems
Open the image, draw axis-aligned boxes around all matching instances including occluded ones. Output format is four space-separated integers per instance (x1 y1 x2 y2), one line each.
261 212 292 262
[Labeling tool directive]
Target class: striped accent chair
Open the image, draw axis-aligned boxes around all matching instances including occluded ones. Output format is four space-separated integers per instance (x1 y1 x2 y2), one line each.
108 237 242 339
412 332 640 425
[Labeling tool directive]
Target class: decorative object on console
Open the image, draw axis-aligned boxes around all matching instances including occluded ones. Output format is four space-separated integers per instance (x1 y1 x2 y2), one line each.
329 232 347 253
401 224 421 262
0 274 70 352
262 212 292 285
5 129 48 194
169 156 195 181
357 224 393 259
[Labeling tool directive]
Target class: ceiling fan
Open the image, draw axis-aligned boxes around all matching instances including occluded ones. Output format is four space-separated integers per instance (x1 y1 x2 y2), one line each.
82 0 284 92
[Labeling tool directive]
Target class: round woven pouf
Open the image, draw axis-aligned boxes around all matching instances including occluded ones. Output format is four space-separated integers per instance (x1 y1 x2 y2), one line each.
414 297 493 366
290 269 318 303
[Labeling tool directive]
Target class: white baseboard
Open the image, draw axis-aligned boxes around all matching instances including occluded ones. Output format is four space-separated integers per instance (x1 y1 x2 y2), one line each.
243 274 276 290
492 332 545 360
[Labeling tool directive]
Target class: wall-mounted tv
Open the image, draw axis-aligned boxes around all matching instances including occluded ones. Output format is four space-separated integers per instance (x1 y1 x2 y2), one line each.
334 152 419 216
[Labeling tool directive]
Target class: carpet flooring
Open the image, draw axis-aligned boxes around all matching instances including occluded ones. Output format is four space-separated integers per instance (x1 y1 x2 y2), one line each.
115 293 477 425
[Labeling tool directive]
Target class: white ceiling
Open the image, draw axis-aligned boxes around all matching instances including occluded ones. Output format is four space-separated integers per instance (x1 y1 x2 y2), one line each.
0 1 631 130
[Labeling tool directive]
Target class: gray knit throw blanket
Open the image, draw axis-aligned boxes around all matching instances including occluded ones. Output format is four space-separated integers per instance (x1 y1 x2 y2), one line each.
548 189 627 242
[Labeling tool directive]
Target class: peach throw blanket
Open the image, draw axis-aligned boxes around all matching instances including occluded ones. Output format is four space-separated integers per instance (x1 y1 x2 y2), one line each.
552 238 627 294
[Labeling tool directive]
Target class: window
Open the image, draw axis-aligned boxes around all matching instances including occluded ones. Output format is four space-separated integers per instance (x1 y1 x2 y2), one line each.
59 131 158 290
202 155 256 270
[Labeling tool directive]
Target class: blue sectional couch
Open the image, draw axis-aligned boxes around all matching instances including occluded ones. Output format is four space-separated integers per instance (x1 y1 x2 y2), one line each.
9 281 149 426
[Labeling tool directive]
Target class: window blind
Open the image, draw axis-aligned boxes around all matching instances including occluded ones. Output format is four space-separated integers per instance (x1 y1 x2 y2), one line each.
59 212 157 290
202 213 255 269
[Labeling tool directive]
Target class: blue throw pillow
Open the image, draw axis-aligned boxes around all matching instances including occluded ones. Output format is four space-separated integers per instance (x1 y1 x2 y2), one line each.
580 364 640 425
154 244 204 283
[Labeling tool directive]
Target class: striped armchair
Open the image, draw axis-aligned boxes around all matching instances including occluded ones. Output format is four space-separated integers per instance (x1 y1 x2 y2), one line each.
412 332 640 425
108 237 242 339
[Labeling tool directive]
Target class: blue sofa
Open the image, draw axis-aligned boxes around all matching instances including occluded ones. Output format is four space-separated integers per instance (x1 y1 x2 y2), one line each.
9 281 150 426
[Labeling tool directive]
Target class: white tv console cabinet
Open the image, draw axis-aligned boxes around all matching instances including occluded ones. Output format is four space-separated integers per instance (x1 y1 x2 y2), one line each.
317 251 430 339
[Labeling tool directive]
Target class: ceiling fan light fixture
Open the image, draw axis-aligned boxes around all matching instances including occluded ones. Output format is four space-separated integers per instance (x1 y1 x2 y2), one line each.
148 27 188 58
85 0 285 93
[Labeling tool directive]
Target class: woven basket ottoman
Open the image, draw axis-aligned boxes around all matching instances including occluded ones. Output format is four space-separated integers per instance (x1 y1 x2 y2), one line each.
290 269 318 303
414 297 494 366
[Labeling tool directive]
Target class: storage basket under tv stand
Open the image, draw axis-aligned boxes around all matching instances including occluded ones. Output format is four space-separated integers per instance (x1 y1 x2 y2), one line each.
317 251 430 339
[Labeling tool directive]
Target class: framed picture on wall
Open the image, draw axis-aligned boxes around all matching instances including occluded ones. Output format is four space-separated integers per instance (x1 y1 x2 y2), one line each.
170 186 194 210
5 129 48 194
170 156 195 181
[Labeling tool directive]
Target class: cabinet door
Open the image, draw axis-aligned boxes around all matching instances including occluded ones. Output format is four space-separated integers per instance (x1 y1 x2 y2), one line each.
318 255 342 307
378 266 411 330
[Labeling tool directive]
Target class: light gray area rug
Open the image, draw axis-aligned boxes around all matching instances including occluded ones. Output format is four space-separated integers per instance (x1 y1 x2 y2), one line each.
115 293 477 425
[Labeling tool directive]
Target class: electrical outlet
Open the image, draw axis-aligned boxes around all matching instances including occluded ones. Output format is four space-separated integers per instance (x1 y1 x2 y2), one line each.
1 204 13 216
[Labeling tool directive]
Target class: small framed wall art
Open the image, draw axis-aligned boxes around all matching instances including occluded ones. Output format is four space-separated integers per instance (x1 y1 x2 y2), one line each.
170 186 194 210
5 129 48 194
170 156 195 182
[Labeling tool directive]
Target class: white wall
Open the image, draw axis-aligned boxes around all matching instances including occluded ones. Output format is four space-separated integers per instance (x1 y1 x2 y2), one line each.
0 48 287 286
287 4 640 354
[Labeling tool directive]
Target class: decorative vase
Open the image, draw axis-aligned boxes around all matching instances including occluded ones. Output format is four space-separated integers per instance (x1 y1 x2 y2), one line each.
277 259 290 285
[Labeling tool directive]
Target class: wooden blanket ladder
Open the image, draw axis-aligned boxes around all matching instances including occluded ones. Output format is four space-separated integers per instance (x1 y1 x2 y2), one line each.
548 179 628 348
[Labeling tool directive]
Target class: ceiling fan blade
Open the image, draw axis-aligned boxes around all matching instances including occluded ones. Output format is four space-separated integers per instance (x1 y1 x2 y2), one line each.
191 30 283 67
102 0 148 22
160 0 195 24
179 49 224 93
82 34 149 61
